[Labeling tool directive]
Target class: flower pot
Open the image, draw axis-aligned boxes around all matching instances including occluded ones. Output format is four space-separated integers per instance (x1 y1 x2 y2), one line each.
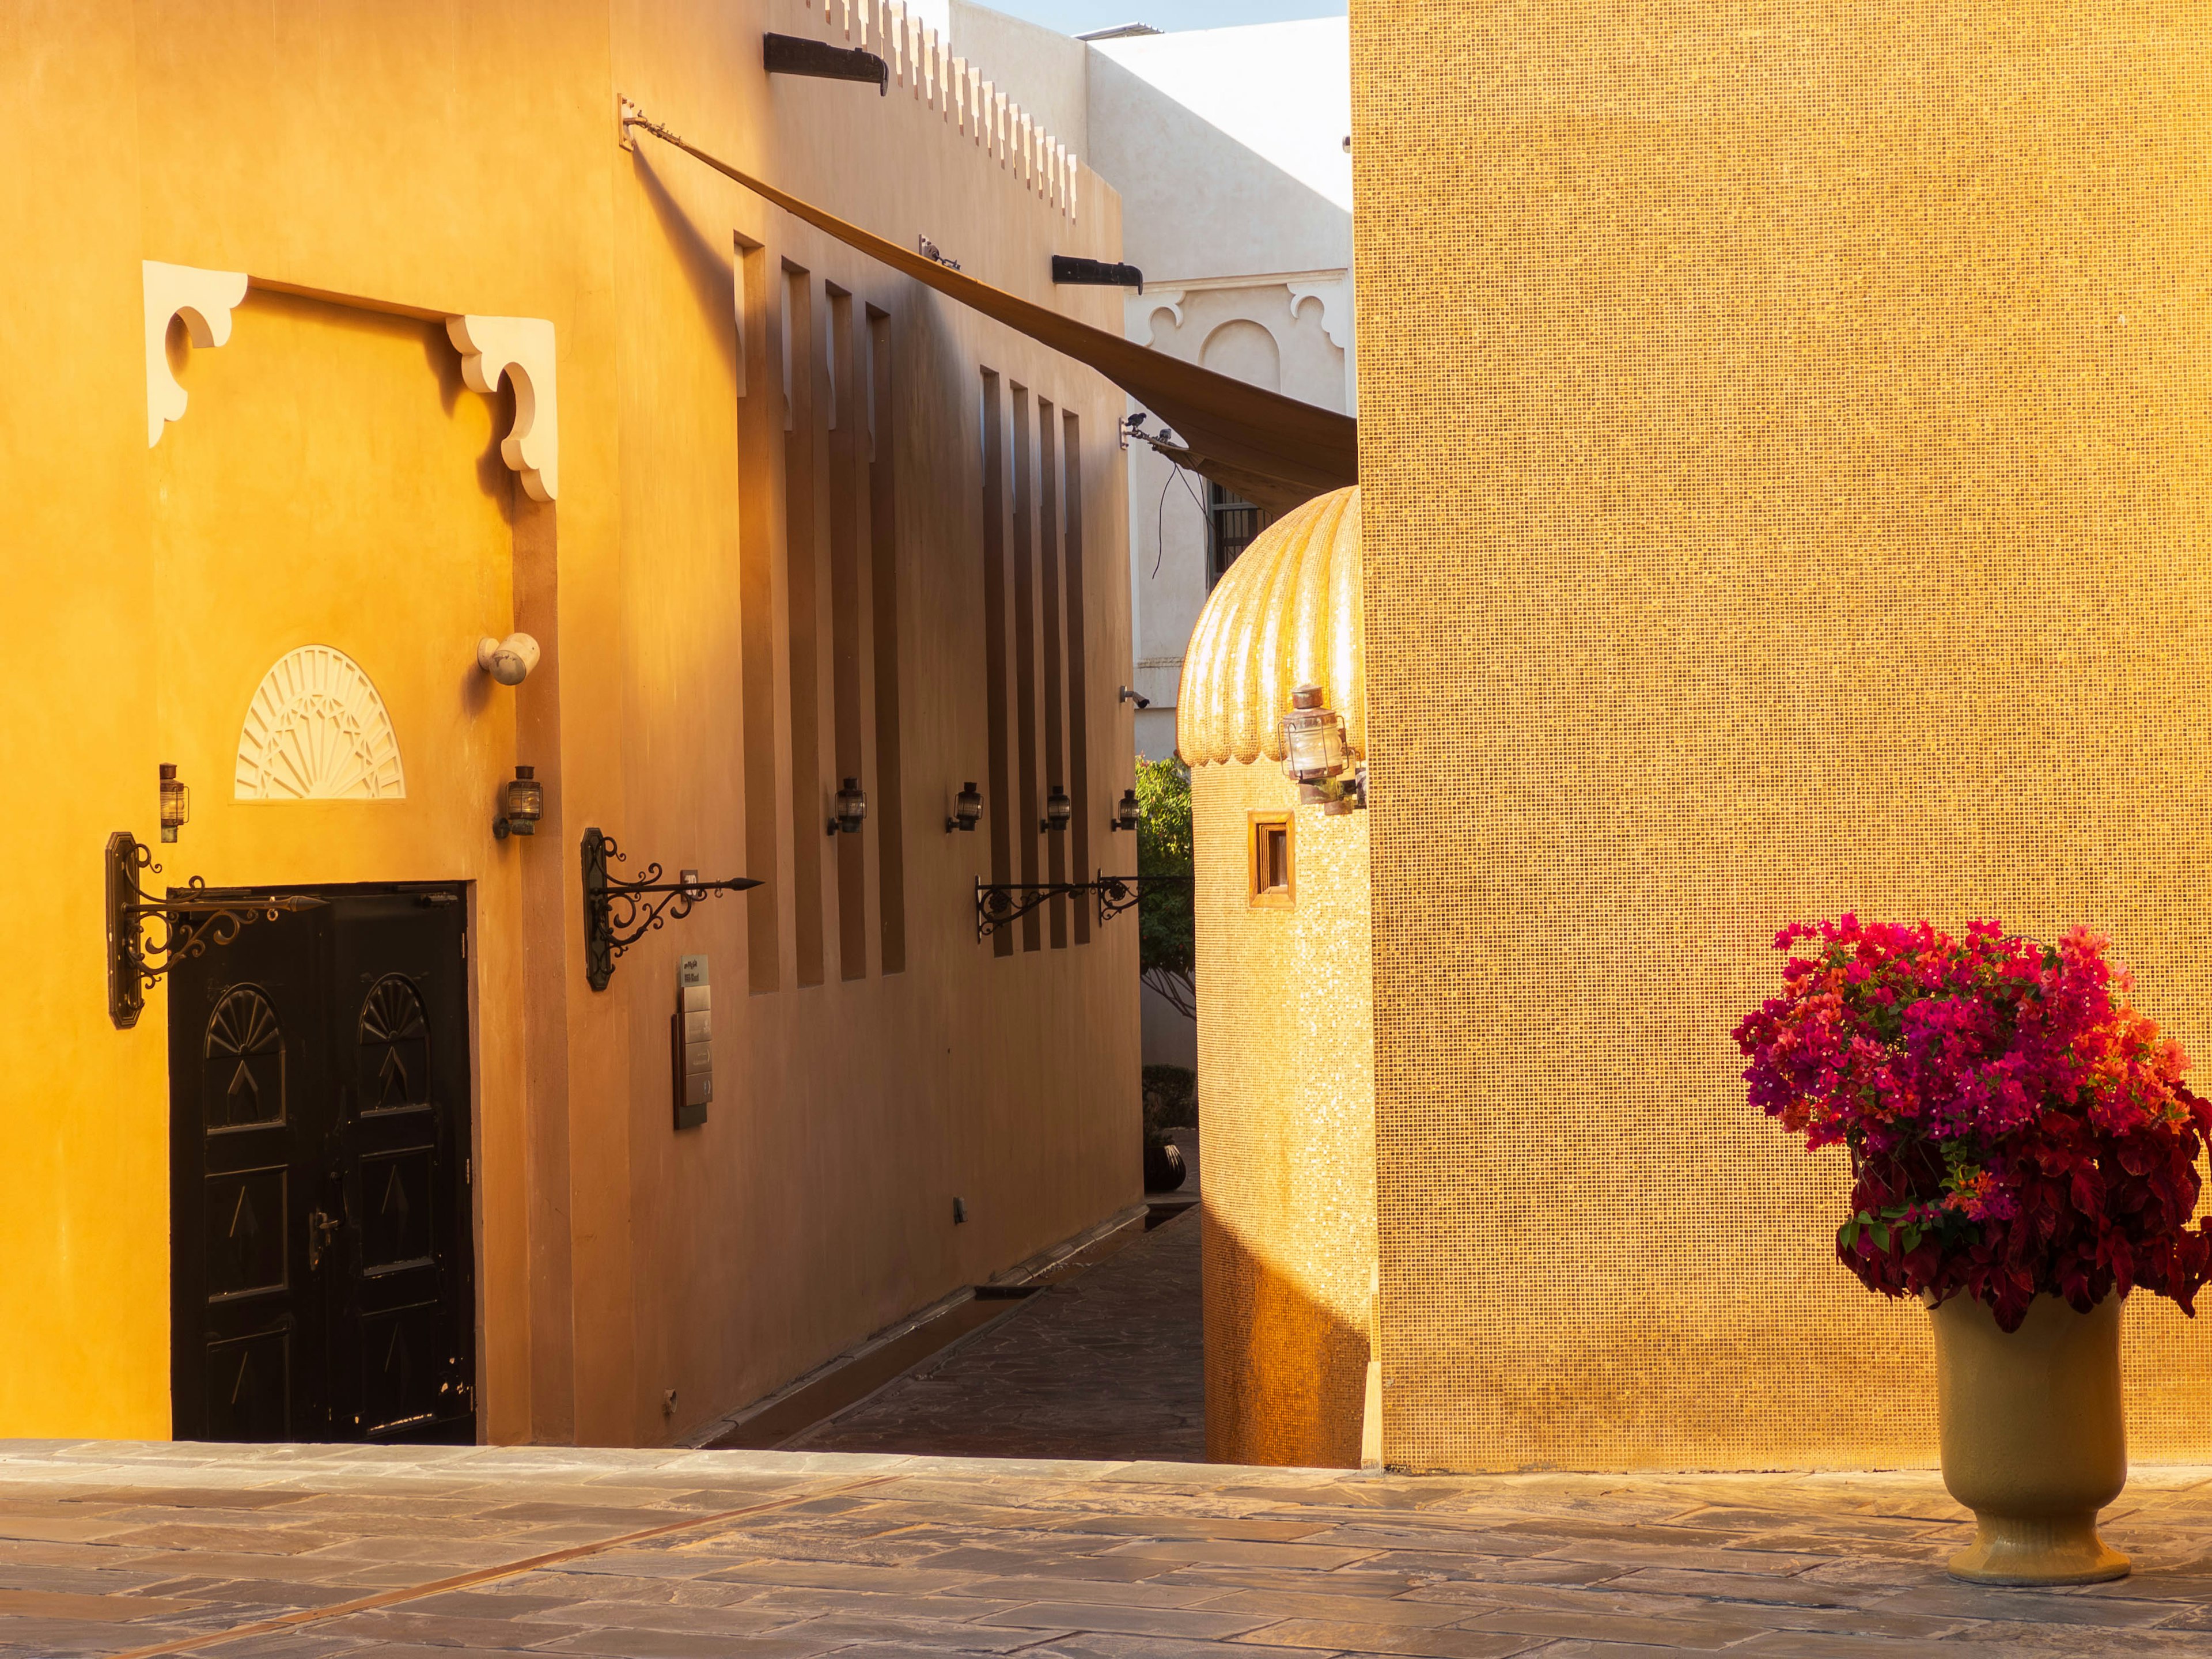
1929 1291 2130 1585
1143 1138 1187 1192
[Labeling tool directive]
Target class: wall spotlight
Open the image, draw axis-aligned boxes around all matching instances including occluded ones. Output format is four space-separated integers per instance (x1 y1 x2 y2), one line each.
828 777 868 836
1119 684 1150 709
1040 783 1072 834
159 763 191 844
476 631 541 687
1110 787 1142 833
493 764 545 839
947 781 983 834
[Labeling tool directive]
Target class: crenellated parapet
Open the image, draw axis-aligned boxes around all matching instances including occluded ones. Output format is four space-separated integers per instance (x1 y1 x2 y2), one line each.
798 0 1080 222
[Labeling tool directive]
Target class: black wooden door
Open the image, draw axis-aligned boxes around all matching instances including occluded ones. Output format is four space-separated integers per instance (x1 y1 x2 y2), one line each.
171 886 474 1443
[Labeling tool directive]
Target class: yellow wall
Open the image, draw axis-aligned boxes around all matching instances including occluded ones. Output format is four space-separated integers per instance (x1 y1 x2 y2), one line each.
1194 763 1375 1468
1352 0 2212 1470
0 0 1138 1443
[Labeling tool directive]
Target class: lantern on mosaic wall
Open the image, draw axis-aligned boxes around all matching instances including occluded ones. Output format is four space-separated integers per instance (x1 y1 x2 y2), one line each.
493 765 545 840
947 781 983 834
158 763 190 843
1041 783 1073 834
1282 683 1363 814
1111 787 1142 833
828 777 868 836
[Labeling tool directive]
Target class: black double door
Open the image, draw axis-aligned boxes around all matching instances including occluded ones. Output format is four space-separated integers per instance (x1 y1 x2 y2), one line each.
169 885 476 1444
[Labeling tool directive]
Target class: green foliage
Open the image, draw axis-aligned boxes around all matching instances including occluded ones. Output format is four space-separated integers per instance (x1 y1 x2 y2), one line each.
1143 1065 1198 1139
1134 757 1195 1017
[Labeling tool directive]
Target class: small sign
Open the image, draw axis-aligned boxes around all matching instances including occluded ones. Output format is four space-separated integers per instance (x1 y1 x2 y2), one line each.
673 955 711 1130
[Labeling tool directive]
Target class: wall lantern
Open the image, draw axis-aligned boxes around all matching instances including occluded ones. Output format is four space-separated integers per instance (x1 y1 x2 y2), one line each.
159 763 191 843
946 781 983 834
1110 787 1142 833
1040 784 1073 834
828 777 868 836
1282 683 1362 813
476 631 541 687
492 765 544 840
581 827 762 991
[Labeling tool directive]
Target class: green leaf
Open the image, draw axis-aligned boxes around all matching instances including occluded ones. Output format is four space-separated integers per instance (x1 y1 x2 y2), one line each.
1870 1223 1892 1252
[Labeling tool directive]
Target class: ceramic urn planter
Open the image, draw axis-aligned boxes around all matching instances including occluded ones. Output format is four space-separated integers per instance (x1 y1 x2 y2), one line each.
1929 1291 2130 1585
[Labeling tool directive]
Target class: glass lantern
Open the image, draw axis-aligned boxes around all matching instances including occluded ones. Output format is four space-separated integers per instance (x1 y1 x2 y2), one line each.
830 777 868 835
1281 684 1349 784
948 781 983 833
1041 783 1073 834
159 763 191 844
494 765 545 839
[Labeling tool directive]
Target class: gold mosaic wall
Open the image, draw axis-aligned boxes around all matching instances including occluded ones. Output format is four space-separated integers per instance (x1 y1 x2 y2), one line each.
1351 0 2212 1471
1194 760 1376 1469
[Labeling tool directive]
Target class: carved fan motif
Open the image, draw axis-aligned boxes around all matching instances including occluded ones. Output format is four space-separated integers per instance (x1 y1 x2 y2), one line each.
234 646 405 800
358 975 430 1109
203 986 284 1131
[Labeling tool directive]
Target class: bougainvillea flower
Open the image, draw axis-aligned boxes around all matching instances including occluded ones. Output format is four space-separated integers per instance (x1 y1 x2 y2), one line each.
1733 918 2212 1332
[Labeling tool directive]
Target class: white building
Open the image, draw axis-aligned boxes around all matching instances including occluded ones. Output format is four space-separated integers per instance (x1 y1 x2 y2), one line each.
948 3 1354 1067
948 3 1355 762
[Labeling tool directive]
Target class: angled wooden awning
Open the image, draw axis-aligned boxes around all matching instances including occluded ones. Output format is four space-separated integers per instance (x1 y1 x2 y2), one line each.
621 105 1357 513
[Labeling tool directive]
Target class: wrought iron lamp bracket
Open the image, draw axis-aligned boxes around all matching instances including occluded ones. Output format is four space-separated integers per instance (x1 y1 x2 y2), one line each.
973 878 1096 941
973 872 1192 939
1095 871 1191 924
582 826 762 991
105 831 327 1030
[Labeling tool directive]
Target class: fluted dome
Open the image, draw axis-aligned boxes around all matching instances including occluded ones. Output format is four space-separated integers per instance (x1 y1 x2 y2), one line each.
1176 486 1363 767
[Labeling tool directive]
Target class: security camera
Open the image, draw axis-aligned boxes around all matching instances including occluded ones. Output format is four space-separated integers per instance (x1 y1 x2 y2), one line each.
476 632 541 687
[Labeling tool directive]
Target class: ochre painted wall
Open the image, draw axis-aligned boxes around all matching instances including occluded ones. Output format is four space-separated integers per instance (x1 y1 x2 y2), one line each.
1353 0 2212 1470
0 0 1138 1444
1194 762 1375 1469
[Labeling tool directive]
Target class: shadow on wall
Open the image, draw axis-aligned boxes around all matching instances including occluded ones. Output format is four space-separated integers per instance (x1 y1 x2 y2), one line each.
1202 1204 1369 1469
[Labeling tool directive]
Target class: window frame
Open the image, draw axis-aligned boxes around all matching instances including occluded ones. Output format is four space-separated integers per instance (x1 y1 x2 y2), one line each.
1247 809 1296 909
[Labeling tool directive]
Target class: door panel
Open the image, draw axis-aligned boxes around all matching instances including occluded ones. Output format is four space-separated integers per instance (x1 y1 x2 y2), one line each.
172 885 473 1445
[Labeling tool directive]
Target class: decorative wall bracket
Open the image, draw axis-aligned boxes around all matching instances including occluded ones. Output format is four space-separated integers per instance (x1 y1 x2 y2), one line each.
446 315 561 501
582 827 761 991
106 831 327 1029
974 872 1192 940
1095 872 1191 924
144 260 248 448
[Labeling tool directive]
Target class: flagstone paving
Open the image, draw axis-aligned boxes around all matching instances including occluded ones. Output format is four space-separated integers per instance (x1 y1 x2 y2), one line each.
0 1442 2209 1656
789 1206 1205 1461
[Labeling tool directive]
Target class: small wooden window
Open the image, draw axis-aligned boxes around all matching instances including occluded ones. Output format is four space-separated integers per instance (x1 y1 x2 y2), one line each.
1248 811 1294 908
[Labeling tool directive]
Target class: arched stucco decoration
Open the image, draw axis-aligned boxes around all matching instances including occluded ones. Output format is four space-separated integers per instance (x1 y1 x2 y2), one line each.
235 646 406 801
1179 484 1363 766
1199 317 1282 392
144 261 248 448
446 315 560 502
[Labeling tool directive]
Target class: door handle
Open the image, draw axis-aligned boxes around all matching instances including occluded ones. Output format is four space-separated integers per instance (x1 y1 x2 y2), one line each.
308 1208 343 1271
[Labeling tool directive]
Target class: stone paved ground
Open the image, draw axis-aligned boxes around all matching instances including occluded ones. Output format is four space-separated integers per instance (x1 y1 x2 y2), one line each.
1 1441 2211 1656
790 1208 1205 1462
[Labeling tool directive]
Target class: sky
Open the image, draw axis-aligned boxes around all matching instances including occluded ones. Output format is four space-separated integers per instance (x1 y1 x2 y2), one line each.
982 1 1344 32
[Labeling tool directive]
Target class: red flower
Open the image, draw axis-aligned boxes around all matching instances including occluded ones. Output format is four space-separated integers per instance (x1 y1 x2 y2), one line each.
1736 918 2212 1332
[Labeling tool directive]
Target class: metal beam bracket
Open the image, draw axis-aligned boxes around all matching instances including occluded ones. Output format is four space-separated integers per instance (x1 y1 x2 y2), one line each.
763 32 890 96
1051 255 1144 292
583 827 763 991
974 872 1191 940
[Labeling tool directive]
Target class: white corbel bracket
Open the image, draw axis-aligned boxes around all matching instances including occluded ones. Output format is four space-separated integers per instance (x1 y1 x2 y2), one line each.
445 315 560 502
1288 278 1354 351
145 261 248 448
